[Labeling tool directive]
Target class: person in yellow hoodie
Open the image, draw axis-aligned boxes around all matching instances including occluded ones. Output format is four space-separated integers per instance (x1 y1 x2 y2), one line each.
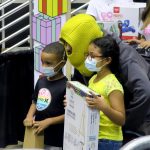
60 14 103 78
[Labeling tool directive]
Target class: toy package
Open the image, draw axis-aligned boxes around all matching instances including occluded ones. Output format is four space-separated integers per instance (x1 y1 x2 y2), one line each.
32 13 61 45
97 21 122 38
38 0 68 17
63 81 100 150
112 2 146 40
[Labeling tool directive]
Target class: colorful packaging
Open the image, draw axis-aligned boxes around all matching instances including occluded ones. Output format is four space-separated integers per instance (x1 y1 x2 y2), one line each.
97 21 121 37
112 2 146 40
32 13 61 45
38 0 68 17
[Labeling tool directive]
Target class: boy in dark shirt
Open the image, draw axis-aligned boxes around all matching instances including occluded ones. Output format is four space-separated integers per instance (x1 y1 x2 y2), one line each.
23 42 67 149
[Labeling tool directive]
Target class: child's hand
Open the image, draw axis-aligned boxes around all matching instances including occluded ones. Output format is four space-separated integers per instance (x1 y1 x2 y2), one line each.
63 95 67 109
86 92 109 112
33 119 50 134
23 117 34 127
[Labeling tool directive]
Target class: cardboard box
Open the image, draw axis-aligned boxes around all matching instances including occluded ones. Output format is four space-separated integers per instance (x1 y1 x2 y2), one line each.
112 2 146 40
34 45 44 73
63 81 100 150
38 0 68 17
23 127 44 149
32 13 61 45
97 21 121 37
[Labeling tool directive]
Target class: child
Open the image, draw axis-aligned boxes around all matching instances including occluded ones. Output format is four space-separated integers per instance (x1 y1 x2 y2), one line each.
23 42 67 150
85 36 125 150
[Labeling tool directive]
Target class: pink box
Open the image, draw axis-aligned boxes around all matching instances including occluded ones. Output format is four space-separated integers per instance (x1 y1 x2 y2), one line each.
32 13 61 45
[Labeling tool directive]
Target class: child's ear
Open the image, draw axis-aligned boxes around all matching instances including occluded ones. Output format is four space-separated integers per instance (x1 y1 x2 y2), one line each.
106 57 112 65
60 60 66 68
55 60 66 71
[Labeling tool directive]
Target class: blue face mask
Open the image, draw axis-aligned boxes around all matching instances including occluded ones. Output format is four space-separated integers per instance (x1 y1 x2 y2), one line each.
42 66 57 77
42 60 64 77
85 57 104 72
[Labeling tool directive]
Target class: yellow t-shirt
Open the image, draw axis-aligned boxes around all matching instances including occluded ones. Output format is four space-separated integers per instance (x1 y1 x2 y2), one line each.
88 74 124 141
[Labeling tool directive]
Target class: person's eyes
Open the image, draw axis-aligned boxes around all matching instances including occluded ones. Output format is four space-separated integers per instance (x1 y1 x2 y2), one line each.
45 62 52 65
42 61 52 66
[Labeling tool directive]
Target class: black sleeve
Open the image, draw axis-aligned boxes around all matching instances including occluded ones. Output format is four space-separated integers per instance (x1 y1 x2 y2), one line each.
110 33 150 132
32 79 40 103
124 60 150 131
72 69 92 86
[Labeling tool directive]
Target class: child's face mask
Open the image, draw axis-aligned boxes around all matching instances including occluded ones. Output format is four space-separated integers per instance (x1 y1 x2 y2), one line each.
42 60 63 77
42 66 57 77
84 57 105 72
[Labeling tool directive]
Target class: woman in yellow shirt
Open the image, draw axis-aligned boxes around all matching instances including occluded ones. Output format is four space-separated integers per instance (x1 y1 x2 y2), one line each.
85 36 125 150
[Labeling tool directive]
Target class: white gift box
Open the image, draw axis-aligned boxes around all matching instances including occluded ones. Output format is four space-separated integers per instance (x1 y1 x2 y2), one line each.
112 2 146 40
63 81 100 150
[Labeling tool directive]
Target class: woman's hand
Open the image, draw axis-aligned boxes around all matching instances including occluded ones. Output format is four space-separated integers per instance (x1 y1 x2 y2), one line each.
125 38 142 44
139 40 150 49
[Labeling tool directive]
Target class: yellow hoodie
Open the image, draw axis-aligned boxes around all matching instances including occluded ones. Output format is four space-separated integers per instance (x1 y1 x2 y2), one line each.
60 14 103 77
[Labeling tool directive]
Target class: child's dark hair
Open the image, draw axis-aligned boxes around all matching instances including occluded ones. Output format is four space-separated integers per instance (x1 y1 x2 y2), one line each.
43 42 67 61
91 35 120 75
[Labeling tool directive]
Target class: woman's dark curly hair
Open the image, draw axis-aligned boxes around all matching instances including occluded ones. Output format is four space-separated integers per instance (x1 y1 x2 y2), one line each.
90 35 120 75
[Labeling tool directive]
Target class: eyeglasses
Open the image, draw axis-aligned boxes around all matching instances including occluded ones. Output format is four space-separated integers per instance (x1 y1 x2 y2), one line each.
85 53 103 60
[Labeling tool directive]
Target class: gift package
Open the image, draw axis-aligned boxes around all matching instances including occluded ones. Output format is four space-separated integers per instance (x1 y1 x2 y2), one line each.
34 45 44 73
38 0 68 17
32 13 61 45
112 2 146 40
63 81 100 150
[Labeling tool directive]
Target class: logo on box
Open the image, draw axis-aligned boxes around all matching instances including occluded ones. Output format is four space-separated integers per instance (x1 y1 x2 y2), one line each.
114 7 120 13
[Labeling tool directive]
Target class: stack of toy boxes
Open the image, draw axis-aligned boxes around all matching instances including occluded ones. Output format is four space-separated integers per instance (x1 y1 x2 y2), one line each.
32 13 61 45
38 0 68 17
33 0 68 73
64 81 100 150
112 2 146 40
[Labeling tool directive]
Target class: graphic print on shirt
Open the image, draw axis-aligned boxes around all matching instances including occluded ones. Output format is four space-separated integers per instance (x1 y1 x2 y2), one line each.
36 88 51 111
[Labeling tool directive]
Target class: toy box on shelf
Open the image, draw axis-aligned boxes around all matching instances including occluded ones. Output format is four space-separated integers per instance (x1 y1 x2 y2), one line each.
63 81 100 150
112 2 146 40
34 45 45 73
97 21 121 37
32 13 61 45
38 0 68 17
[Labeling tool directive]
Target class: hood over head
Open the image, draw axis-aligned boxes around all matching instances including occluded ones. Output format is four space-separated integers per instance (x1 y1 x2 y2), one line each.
60 14 103 76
